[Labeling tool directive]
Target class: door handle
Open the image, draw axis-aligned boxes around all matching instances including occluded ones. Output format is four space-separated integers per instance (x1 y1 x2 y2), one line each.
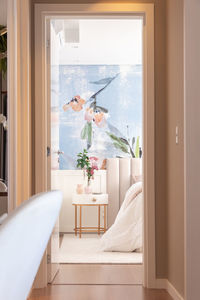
47 146 51 157
55 150 64 155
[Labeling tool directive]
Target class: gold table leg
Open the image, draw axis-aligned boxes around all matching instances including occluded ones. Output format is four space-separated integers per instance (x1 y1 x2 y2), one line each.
104 205 106 232
98 205 100 235
75 205 77 236
79 205 82 238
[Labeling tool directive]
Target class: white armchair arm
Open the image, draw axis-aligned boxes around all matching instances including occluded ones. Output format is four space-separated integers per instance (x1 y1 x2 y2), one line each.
0 190 62 300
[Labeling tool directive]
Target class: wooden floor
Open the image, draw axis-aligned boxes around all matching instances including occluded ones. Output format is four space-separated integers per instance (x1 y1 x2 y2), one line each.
29 285 173 300
52 264 143 285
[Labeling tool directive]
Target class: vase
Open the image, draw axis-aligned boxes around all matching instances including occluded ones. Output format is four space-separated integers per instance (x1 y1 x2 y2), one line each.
76 184 84 194
84 182 92 194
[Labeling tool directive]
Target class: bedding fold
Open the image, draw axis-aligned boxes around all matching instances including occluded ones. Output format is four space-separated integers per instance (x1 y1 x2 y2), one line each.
100 181 143 252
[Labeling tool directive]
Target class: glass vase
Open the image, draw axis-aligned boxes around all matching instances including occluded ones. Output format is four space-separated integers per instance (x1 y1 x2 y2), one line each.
84 180 92 194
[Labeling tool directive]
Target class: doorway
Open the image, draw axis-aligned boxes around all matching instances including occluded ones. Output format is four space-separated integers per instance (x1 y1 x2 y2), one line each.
48 17 143 283
34 3 155 289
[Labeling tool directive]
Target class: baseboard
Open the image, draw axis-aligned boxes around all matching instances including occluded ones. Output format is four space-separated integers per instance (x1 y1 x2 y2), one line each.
155 278 167 289
156 279 184 300
166 280 184 300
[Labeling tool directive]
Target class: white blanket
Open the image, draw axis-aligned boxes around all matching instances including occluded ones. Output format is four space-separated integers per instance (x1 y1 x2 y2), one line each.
100 182 143 252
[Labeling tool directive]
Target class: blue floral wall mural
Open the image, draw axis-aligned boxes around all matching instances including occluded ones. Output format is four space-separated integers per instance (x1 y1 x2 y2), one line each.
51 64 142 169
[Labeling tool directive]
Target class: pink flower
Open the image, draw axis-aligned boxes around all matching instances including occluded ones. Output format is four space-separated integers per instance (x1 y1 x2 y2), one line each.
63 95 86 112
90 157 99 170
85 108 94 122
94 112 106 128
70 96 85 111
63 103 70 111
92 165 98 171
90 156 98 161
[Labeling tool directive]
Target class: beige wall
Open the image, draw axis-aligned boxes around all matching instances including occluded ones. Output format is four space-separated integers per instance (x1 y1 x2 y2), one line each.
0 0 7 25
184 0 200 299
166 0 184 296
31 0 167 279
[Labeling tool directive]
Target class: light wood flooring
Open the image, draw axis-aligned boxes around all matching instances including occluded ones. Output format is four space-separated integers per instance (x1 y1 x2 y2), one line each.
52 264 143 285
29 285 173 300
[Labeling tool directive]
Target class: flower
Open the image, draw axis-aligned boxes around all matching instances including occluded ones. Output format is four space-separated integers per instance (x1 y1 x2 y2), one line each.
90 156 98 161
89 156 99 170
63 103 70 111
89 156 99 179
77 150 99 184
85 108 94 122
70 95 85 111
63 95 86 112
94 111 106 128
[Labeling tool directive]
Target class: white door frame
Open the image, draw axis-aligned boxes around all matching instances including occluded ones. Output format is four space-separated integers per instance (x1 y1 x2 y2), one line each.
35 3 155 288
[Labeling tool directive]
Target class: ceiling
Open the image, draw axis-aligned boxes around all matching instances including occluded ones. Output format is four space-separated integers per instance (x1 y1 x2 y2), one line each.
51 18 143 65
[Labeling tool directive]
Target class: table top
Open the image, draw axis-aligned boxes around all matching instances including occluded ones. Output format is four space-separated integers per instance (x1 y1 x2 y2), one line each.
72 193 108 205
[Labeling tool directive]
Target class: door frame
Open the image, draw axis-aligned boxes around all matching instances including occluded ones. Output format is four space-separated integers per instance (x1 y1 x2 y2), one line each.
34 3 155 288
7 0 32 211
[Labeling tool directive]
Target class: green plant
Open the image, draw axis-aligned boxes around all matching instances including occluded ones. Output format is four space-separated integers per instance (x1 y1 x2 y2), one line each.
76 149 90 170
0 26 7 78
106 131 141 158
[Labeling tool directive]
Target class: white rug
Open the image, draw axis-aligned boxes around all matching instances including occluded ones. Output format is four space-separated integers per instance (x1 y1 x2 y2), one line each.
59 234 143 264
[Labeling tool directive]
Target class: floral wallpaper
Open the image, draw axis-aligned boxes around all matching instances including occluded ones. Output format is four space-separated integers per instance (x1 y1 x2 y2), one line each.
51 64 142 169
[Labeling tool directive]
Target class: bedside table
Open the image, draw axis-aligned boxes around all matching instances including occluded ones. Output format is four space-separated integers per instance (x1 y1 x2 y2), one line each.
72 194 108 238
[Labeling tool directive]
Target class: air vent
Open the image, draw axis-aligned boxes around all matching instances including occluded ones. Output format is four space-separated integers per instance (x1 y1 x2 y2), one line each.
64 20 80 43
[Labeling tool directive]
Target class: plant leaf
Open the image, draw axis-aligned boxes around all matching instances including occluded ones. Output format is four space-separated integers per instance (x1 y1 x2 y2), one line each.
106 132 130 154
135 136 140 158
120 138 129 145
90 77 115 85
113 142 129 154
87 122 92 144
106 132 127 147
129 147 135 158
107 122 126 139
89 73 120 100
81 123 88 140
132 137 135 148
106 132 121 143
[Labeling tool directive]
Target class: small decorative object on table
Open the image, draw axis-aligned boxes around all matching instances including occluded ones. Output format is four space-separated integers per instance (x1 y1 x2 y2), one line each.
76 149 99 194
76 184 84 194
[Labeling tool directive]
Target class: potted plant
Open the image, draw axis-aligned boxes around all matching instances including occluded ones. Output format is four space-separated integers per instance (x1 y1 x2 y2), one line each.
77 149 99 194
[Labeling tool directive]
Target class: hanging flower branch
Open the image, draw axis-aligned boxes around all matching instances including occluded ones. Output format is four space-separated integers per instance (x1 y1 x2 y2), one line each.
63 73 119 150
